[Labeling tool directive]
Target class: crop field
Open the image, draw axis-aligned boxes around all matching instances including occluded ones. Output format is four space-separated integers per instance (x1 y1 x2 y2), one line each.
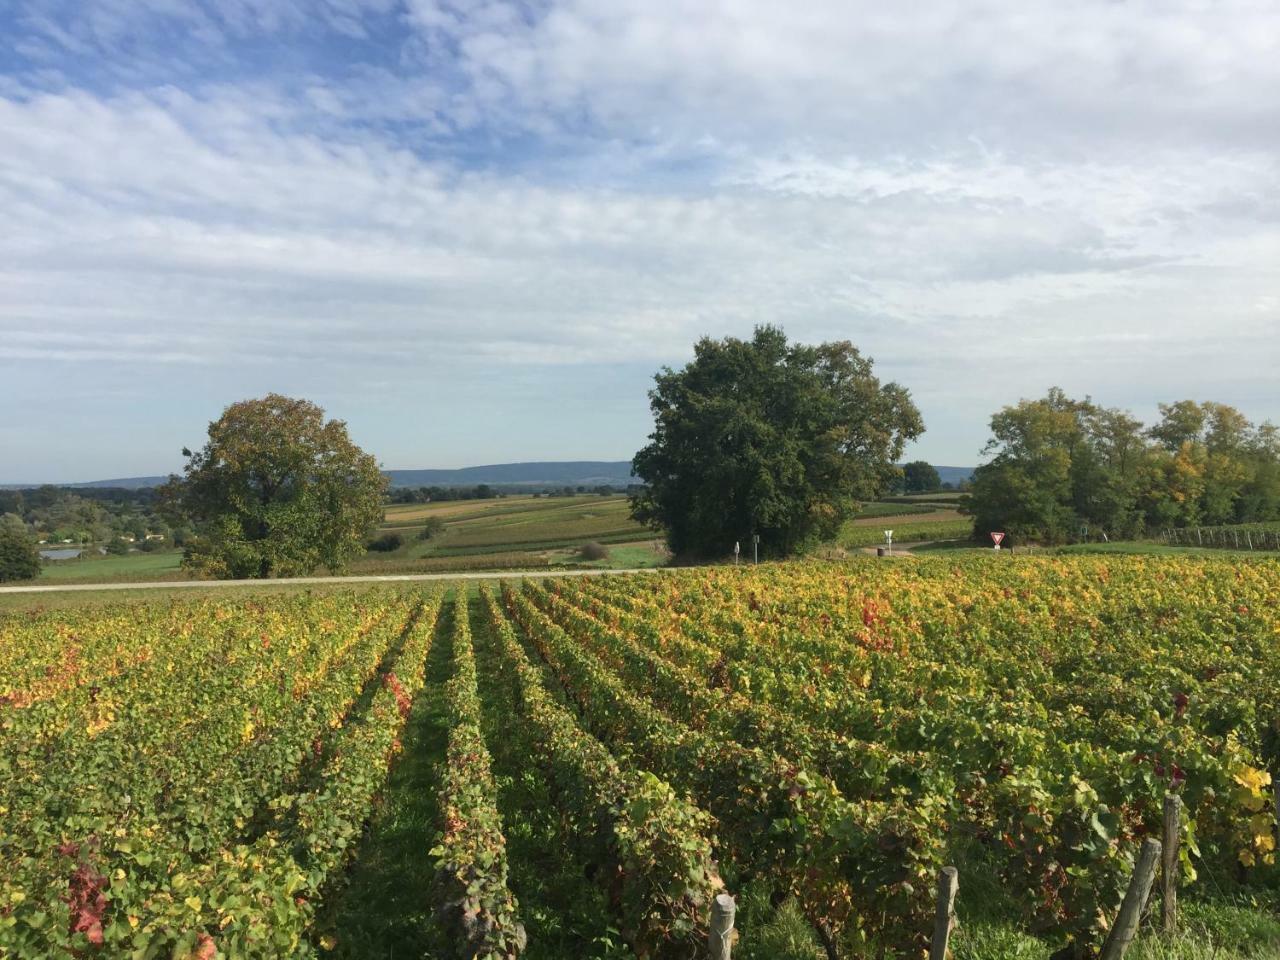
34 551 185 583
845 502 941 520
380 495 646 548
3 557 1278 959
354 494 660 573
838 515 973 548
32 496 661 585
28 493 969 587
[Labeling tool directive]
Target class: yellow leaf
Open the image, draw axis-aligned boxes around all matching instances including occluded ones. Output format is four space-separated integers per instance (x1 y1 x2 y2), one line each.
1233 765 1271 793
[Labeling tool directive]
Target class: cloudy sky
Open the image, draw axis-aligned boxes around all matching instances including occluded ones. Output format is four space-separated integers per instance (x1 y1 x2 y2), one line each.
2 1 1278 482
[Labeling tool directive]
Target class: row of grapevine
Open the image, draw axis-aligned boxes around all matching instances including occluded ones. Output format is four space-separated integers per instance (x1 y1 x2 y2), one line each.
1162 524 1280 551
535 577 946 801
190 592 441 957
563 573 1151 944
596 559 1278 808
0 590 437 957
502 581 943 956
4 555 1276 959
431 590 526 958
559 558 1279 955
476 584 722 959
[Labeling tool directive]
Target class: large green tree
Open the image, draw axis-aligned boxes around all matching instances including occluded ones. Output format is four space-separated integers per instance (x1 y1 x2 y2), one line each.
901 460 942 494
0 526 41 582
967 390 1280 543
161 394 387 578
630 326 923 558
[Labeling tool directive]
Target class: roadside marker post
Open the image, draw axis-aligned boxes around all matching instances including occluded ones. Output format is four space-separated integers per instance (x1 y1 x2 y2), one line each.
752 534 760 564
884 530 893 556
734 541 740 566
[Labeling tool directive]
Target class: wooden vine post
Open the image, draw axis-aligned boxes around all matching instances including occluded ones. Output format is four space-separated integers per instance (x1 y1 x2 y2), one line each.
1274 777 1280 842
709 892 736 960
1161 794 1181 933
1099 838 1162 960
929 866 959 960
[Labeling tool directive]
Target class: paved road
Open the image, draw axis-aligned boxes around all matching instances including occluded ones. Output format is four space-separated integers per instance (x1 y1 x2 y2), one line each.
0 566 663 595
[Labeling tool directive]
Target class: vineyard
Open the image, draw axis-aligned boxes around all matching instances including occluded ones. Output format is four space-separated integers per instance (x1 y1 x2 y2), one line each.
2 557 1279 958
1160 524 1280 553
0 589 440 957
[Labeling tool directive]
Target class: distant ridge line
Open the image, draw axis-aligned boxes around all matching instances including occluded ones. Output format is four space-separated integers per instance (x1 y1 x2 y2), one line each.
3 461 974 490
1 460 638 490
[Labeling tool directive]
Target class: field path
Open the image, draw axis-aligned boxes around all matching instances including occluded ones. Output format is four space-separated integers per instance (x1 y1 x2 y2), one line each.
856 540 942 555
0 566 662 594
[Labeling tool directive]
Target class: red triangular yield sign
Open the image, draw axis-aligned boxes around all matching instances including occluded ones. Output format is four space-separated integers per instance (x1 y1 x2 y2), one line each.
990 531 1005 545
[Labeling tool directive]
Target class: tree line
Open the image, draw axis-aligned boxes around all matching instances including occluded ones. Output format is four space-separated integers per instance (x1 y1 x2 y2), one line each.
386 483 627 504
964 389 1280 544
0 487 185 559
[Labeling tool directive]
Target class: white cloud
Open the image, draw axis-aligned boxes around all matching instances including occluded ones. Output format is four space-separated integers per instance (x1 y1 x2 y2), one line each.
403 0 1280 153
1 1 1279 474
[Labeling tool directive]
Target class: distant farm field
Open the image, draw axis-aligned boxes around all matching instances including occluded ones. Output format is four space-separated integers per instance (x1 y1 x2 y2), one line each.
27 492 985 587
4 556 1278 958
29 496 660 585
34 549 185 583
839 514 972 547
355 494 657 572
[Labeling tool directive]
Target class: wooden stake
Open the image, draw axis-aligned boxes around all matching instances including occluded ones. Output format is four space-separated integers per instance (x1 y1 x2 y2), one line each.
1161 795 1181 933
1099 838 1162 960
709 893 735 960
1274 777 1279 846
930 866 959 960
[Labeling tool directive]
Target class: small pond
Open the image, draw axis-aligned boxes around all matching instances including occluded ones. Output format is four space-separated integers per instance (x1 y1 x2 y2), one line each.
40 548 83 560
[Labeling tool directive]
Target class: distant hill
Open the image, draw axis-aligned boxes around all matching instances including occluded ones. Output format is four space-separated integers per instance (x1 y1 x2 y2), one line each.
2 461 639 491
384 461 637 488
935 465 975 487
4 460 971 491
0 476 170 490
76 476 171 490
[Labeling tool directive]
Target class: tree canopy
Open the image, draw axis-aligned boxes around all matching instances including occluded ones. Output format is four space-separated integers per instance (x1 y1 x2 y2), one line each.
630 326 923 558
0 527 41 582
965 389 1280 543
901 460 942 494
160 394 387 578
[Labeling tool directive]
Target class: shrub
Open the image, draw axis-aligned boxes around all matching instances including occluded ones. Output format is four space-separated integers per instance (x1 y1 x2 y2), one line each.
367 533 404 553
416 517 446 541
578 541 610 561
0 528 41 582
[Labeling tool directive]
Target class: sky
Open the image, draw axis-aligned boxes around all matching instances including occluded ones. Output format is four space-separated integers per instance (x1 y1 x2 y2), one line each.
1 1 1278 483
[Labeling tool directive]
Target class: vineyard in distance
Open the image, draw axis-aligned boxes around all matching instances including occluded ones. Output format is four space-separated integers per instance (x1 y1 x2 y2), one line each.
2 555 1278 959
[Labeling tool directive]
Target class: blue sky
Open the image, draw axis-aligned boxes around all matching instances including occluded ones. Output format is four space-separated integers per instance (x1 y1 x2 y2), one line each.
2 1 1278 483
